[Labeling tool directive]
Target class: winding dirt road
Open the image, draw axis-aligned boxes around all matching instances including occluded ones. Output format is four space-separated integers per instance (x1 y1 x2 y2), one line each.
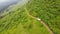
24 7 54 34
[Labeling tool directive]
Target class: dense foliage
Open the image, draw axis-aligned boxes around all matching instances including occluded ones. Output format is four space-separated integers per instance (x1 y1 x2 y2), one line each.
26 0 60 34
0 0 60 34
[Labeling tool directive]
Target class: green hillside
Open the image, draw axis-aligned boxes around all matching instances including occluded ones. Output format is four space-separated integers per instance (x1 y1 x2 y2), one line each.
0 0 60 34
26 0 60 34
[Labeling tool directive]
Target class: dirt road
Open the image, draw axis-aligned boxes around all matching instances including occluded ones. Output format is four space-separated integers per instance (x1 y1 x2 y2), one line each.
24 7 54 34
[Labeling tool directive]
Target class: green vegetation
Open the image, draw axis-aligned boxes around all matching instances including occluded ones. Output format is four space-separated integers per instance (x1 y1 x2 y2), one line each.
0 4 50 34
0 0 60 34
26 0 60 34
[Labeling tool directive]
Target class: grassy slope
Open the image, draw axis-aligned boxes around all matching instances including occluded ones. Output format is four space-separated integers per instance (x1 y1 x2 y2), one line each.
26 0 60 34
0 2 50 34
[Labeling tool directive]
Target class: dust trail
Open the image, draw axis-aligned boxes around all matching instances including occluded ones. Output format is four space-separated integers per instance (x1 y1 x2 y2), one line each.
0 0 29 17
